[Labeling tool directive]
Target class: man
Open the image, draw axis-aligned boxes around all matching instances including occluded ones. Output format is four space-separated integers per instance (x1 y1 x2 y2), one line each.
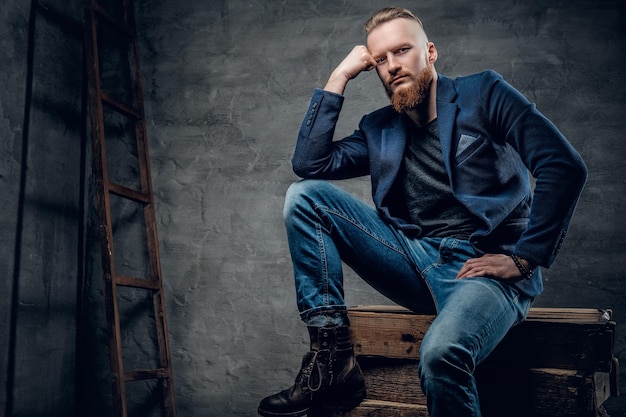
258 7 587 417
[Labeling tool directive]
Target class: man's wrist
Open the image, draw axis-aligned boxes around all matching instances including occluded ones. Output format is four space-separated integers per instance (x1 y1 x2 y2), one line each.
323 77 348 95
510 254 535 280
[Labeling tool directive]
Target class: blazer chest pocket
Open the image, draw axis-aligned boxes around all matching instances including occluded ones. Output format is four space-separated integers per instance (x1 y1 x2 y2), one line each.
454 133 519 194
455 134 483 164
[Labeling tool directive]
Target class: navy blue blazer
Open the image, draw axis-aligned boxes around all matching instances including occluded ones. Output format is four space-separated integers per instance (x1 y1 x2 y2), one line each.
292 70 587 297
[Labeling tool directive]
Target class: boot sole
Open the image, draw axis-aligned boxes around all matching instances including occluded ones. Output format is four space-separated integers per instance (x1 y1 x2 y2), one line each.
257 406 309 417
257 388 365 417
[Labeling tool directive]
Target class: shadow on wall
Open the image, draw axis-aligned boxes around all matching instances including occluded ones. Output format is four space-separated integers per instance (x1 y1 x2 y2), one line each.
3 1 96 416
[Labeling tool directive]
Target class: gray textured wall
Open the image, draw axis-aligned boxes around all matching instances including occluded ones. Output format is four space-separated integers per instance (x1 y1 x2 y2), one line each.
1 0 625 416
1 0 85 416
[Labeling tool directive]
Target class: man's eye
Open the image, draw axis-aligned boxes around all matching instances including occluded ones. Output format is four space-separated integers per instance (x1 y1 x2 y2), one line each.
376 57 386 64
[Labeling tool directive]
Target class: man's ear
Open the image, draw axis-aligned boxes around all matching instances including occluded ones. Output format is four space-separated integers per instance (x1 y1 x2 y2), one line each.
428 42 438 64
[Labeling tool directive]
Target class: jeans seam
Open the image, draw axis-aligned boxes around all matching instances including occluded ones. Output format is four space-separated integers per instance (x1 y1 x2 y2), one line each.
421 273 440 313
314 220 330 306
316 204 407 257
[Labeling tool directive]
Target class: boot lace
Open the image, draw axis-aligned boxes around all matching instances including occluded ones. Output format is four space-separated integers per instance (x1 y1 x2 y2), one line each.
297 349 334 393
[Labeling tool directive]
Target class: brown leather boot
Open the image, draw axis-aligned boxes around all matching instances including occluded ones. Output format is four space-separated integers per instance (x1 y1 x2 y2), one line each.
257 326 366 417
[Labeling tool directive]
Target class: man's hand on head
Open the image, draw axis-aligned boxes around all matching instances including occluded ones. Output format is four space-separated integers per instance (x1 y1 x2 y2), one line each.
324 45 377 95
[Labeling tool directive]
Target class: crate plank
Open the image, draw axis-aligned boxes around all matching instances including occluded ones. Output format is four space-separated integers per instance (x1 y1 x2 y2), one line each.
318 400 428 417
489 320 615 372
348 306 616 372
478 367 609 417
356 356 611 416
357 357 425 404
349 311 431 360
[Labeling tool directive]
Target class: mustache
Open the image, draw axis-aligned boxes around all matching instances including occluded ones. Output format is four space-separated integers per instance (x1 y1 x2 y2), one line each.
387 71 415 85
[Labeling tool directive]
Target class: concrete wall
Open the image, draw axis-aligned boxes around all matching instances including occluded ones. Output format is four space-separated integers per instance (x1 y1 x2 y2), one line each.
1 0 625 416
1 0 85 416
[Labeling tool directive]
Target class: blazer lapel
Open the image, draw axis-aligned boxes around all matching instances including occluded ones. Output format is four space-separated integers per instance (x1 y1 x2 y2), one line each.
374 114 408 206
436 75 459 181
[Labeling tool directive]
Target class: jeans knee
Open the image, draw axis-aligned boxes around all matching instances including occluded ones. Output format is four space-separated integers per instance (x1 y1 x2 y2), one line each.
284 180 309 221
419 340 474 381
283 179 331 222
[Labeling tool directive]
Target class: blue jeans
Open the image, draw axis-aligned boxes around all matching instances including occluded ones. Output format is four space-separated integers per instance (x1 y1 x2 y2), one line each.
283 179 532 417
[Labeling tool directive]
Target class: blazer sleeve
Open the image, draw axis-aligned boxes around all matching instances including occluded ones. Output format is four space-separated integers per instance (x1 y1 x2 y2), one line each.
484 71 587 267
292 88 370 180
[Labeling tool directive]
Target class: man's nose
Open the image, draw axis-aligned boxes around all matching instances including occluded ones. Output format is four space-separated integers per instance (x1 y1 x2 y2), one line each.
387 55 401 74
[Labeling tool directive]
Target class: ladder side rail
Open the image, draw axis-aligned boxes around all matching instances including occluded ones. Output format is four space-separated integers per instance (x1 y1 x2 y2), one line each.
122 0 177 370
121 0 178 415
82 1 128 416
122 0 163 287
152 289 177 416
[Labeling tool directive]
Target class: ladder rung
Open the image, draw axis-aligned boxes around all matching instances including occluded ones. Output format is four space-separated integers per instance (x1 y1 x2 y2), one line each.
92 2 133 37
101 91 142 120
109 182 150 204
125 368 170 382
116 274 160 290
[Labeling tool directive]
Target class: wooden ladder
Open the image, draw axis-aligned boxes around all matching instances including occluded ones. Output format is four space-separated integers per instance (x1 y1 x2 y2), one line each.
82 0 177 416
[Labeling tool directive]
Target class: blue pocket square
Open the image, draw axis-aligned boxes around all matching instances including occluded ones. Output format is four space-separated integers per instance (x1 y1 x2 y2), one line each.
456 134 480 156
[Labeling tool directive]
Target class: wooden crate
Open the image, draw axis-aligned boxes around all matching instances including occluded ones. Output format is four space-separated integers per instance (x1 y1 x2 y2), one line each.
334 305 620 417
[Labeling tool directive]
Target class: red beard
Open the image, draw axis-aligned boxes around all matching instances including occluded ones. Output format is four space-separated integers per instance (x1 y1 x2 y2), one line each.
387 67 433 113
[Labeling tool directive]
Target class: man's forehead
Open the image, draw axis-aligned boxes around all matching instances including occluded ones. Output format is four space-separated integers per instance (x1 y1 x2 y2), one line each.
366 18 424 52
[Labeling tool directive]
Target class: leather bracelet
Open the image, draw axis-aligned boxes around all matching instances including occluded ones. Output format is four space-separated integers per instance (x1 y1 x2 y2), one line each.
510 254 534 280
